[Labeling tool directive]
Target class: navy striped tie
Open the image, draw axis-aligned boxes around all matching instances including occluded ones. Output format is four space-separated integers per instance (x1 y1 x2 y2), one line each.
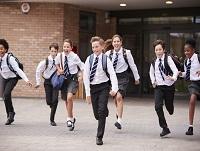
158 59 165 81
64 56 70 78
113 52 118 70
50 59 55 70
185 59 191 81
90 56 99 82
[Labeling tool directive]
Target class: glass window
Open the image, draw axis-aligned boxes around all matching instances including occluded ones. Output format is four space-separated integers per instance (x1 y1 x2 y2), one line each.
80 11 96 32
195 16 200 24
144 16 194 24
119 18 142 25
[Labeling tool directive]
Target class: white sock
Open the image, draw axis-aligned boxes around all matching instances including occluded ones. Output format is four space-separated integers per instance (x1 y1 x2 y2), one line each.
67 117 73 121
117 118 122 124
189 124 193 127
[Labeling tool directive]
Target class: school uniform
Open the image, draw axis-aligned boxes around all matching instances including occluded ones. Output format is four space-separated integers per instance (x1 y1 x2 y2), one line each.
181 53 200 96
149 54 178 135
83 53 118 142
105 47 140 97
0 53 29 124
55 51 84 100
36 55 59 123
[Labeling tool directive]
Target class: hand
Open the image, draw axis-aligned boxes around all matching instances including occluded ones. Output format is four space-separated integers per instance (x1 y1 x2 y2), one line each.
166 76 174 81
35 85 40 89
196 71 200 77
86 96 91 104
109 90 117 97
26 81 33 87
78 76 83 82
152 83 156 88
57 69 64 75
135 80 140 85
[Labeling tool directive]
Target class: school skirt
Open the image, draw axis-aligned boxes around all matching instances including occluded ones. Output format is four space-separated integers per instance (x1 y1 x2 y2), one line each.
188 80 200 99
116 70 129 98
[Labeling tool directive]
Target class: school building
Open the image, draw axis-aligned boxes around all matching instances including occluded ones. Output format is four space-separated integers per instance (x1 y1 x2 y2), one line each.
0 1 200 98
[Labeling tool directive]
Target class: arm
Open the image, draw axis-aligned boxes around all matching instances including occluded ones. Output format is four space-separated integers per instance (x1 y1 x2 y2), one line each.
55 53 63 75
167 56 179 81
35 60 46 87
107 58 119 94
149 64 156 88
83 57 91 97
126 50 140 81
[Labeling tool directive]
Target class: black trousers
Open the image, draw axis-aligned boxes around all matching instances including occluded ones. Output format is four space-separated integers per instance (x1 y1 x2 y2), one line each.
154 85 175 129
44 79 59 122
2 77 18 117
90 82 109 139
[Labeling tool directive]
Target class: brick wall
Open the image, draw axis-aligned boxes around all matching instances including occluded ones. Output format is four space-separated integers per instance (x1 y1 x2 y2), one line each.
0 2 116 98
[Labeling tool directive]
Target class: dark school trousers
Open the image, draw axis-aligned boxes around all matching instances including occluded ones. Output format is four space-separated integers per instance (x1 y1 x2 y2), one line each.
154 85 175 129
44 79 59 121
90 82 109 139
2 77 18 117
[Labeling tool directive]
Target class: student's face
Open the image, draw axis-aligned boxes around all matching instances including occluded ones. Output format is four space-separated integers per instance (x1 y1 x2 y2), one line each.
49 47 58 58
0 44 6 58
92 41 103 56
184 44 194 59
112 37 122 51
63 42 72 53
154 44 165 58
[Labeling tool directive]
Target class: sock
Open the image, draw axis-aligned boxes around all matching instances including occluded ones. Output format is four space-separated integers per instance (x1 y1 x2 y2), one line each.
117 118 122 124
189 125 193 127
67 117 73 121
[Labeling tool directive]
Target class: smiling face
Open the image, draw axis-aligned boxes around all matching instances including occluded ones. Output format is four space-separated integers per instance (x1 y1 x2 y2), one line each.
112 36 122 51
184 44 194 59
0 44 6 58
63 42 72 54
49 47 58 59
154 44 165 58
92 41 103 56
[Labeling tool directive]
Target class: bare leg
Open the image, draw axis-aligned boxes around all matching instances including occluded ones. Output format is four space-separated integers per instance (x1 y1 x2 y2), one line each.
189 94 197 125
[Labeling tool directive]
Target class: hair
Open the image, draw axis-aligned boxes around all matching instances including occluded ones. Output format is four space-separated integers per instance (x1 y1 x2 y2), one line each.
0 39 9 52
185 38 196 49
153 39 165 50
63 38 73 47
90 36 105 46
112 34 123 42
104 39 114 52
49 43 59 50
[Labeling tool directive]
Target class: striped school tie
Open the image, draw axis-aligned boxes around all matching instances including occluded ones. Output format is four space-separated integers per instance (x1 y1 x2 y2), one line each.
185 59 191 81
90 56 99 82
64 56 70 78
50 59 55 70
158 59 165 81
113 52 118 70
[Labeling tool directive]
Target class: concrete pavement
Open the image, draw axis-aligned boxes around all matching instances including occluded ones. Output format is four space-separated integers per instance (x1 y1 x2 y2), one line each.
0 97 200 151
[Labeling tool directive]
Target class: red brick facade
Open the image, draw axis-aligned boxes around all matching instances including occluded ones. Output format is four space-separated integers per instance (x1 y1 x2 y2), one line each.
0 2 116 98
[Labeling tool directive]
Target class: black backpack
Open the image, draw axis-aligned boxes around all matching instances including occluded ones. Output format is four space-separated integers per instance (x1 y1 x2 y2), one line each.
6 52 24 80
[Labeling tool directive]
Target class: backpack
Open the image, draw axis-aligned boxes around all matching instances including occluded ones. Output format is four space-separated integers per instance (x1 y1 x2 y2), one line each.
152 53 183 76
6 52 24 80
109 48 132 77
89 54 109 79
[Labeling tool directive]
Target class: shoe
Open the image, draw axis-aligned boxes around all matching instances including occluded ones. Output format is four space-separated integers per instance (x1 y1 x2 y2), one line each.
114 122 122 129
186 127 193 135
67 118 76 131
96 137 103 145
50 121 57 126
160 128 171 137
5 112 15 125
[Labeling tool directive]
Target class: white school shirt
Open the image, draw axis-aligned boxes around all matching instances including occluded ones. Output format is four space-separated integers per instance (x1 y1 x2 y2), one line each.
83 53 118 97
149 54 179 86
105 47 140 81
55 51 84 74
181 53 200 81
0 53 29 82
35 55 57 85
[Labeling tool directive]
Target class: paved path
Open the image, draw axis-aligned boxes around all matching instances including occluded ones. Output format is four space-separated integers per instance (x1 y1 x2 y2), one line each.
0 97 200 151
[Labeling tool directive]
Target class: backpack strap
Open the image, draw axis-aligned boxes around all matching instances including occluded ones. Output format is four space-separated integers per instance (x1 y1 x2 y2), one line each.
45 58 49 70
60 53 63 70
6 53 17 74
109 50 114 60
164 54 173 76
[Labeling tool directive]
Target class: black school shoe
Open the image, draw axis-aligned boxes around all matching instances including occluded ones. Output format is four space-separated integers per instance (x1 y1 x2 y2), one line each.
50 121 57 126
67 118 76 131
96 137 103 145
114 122 122 129
186 127 193 135
160 128 171 137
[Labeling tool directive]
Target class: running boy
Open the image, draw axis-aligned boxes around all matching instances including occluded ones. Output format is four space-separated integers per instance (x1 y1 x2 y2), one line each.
149 39 179 137
0 39 32 125
83 36 118 145
35 43 59 126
